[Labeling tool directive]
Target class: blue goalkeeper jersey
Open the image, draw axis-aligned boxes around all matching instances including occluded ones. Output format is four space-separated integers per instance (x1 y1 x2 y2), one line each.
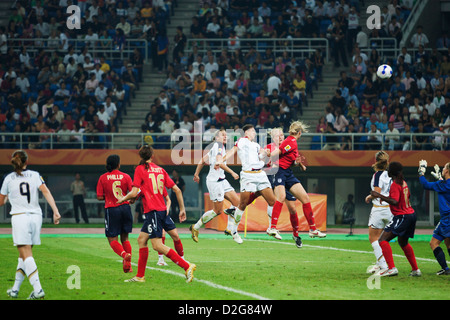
419 176 450 228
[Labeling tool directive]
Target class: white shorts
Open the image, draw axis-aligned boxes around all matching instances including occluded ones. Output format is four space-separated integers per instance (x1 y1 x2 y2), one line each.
11 213 42 246
240 171 272 193
368 206 393 229
207 179 235 202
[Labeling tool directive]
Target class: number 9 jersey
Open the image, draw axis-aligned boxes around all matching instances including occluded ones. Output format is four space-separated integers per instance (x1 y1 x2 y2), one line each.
132 162 175 213
0 170 45 215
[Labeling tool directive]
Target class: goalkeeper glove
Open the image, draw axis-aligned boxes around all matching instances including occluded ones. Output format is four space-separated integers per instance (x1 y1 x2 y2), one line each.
431 164 443 180
418 160 427 176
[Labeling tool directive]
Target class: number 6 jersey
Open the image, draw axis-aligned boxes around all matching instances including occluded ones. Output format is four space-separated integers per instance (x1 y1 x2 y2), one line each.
0 170 45 215
97 169 133 208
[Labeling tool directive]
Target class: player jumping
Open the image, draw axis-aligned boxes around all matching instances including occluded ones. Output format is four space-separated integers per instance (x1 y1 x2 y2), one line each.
190 129 241 243
418 160 450 275
217 124 284 242
266 121 326 240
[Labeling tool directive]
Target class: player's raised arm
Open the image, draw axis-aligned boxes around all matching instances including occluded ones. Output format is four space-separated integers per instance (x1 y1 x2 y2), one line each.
215 145 237 170
216 154 239 180
39 184 61 225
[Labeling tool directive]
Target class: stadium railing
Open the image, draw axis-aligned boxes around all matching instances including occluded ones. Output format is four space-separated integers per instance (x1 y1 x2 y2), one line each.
0 131 447 151
185 37 330 63
8 38 150 63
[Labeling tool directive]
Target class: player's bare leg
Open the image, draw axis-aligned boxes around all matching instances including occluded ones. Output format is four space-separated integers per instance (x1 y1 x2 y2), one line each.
289 183 326 238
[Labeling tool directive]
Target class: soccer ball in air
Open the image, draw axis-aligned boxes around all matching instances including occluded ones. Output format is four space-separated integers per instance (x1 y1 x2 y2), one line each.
376 64 393 79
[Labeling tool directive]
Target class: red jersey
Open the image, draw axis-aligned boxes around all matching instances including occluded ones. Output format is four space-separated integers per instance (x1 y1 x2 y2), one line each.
389 180 415 216
96 170 133 208
132 162 175 213
278 137 298 170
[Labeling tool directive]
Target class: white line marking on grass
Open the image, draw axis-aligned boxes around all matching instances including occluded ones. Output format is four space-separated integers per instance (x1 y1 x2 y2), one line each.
245 239 447 264
122 261 270 300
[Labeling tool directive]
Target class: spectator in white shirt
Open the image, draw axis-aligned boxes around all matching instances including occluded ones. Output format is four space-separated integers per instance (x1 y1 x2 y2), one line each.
385 121 400 150
425 96 437 116
410 25 429 48
95 82 108 102
160 113 175 134
97 104 111 126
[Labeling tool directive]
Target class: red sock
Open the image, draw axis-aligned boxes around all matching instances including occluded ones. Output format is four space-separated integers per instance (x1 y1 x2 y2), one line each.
401 244 418 271
247 192 259 205
173 239 184 257
162 236 165 245
166 248 189 270
110 240 126 258
270 201 283 229
379 241 395 269
137 247 149 278
290 212 299 237
302 203 316 230
122 240 132 255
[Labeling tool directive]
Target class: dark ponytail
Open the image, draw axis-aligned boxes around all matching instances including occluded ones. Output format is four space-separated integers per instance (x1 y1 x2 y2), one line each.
106 154 120 172
138 145 154 169
11 150 28 176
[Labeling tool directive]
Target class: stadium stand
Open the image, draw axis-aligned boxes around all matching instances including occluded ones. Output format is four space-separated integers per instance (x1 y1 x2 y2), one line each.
0 0 175 149
0 0 448 151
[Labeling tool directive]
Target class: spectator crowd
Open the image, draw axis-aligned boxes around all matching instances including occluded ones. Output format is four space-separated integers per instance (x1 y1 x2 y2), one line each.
0 0 449 151
0 0 172 148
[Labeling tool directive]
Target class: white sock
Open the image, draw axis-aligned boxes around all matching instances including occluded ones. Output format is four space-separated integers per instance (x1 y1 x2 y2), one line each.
267 206 273 223
12 258 25 292
227 215 236 233
371 241 388 269
24 257 42 293
194 210 217 230
232 208 245 234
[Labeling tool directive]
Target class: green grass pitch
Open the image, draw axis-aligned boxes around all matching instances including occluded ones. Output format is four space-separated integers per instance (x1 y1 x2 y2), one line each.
0 232 449 300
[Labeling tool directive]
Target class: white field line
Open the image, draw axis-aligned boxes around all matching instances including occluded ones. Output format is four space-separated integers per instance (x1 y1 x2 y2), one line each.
245 239 448 264
121 261 270 300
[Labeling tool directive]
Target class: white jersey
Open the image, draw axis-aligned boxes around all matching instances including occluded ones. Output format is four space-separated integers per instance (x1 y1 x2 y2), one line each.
0 170 45 215
235 137 265 172
370 170 392 206
207 142 226 182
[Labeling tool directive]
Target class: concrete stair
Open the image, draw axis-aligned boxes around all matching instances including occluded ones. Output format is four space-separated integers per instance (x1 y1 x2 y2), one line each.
0 1 15 29
115 0 200 148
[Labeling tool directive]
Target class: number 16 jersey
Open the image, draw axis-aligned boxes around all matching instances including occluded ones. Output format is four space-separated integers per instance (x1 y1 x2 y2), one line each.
132 162 175 213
